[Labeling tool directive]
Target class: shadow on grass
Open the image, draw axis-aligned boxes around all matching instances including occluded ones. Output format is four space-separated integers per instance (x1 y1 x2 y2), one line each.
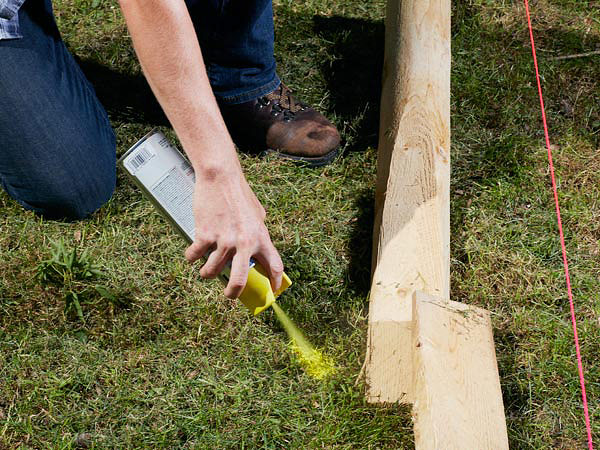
78 59 169 127
305 15 382 302
312 15 385 153
345 188 375 298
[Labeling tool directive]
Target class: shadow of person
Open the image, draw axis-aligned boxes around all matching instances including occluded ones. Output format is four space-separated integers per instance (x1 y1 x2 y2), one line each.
77 58 169 127
312 15 385 153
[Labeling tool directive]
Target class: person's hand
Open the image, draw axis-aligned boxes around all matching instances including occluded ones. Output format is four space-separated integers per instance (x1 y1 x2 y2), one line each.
119 0 283 299
184 162 283 299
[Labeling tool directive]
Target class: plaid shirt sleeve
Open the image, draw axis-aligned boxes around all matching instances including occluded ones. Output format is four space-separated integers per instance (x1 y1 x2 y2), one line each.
0 0 26 40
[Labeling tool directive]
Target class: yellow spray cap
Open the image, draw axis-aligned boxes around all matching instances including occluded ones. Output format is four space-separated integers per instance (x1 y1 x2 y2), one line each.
237 264 292 315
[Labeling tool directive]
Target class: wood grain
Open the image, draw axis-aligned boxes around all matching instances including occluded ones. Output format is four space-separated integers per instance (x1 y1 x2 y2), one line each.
366 0 451 404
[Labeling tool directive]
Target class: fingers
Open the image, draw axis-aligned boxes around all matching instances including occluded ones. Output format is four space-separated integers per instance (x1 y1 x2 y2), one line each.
254 241 284 292
224 251 251 299
185 222 281 300
199 246 232 279
184 238 213 263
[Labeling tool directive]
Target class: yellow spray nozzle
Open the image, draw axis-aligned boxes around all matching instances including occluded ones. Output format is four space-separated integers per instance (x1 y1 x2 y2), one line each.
237 264 292 315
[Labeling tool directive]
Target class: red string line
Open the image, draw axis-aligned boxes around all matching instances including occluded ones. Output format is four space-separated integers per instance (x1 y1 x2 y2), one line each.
523 1 594 448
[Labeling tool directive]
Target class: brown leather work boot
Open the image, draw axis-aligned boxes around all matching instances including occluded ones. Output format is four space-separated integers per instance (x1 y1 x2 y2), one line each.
219 83 340 167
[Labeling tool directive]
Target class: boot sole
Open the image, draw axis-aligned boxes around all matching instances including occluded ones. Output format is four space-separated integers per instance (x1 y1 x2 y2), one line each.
262 146 340 168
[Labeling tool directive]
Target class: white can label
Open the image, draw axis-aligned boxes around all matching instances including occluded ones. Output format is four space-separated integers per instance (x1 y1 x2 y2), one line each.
120 130 256 272
122 132 196 241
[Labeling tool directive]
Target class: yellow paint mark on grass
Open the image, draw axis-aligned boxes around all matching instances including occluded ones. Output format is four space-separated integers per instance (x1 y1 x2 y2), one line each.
272 303 336 380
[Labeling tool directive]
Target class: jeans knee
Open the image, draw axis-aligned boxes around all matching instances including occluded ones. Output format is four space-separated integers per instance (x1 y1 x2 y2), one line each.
21 167 116 221
54 171 116 220
2 134 117 221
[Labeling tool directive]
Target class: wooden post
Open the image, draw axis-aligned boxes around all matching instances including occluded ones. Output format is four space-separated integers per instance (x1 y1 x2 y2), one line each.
412 292 509 449
366 0 451 404
365 0 509 445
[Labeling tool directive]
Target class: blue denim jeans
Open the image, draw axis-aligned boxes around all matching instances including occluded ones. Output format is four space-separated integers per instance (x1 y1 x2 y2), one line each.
185 0 280 104
0 0 278 219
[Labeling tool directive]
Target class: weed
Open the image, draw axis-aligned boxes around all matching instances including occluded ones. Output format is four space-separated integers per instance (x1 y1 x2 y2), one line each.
36 239 104 285
36 239 123 322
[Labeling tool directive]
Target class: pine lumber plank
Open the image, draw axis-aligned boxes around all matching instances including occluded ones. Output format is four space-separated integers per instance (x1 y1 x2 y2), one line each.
367 321 413 403
412 291 509 450
366 0 451 404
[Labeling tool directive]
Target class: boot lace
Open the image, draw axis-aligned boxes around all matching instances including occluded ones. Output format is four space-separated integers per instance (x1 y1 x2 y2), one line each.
257 83 308 122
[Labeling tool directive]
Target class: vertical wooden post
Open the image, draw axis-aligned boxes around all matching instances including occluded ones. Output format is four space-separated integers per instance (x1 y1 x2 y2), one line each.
365 0 509 446
366 0 451 404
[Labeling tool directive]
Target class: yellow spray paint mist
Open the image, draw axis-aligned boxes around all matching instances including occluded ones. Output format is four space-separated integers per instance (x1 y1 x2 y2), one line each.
271 303 336 380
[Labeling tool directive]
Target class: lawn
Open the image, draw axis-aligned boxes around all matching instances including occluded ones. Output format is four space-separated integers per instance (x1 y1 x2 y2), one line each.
1 0 599 448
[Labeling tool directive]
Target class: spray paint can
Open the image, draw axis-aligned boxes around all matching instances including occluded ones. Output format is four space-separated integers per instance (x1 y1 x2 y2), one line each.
118 129 292 315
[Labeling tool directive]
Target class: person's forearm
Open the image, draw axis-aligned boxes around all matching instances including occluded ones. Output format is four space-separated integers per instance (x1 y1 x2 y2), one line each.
118 0 238 174
119 0 284 296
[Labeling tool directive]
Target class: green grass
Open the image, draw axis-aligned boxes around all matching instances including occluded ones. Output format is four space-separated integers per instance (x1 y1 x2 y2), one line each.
1 0 599 448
